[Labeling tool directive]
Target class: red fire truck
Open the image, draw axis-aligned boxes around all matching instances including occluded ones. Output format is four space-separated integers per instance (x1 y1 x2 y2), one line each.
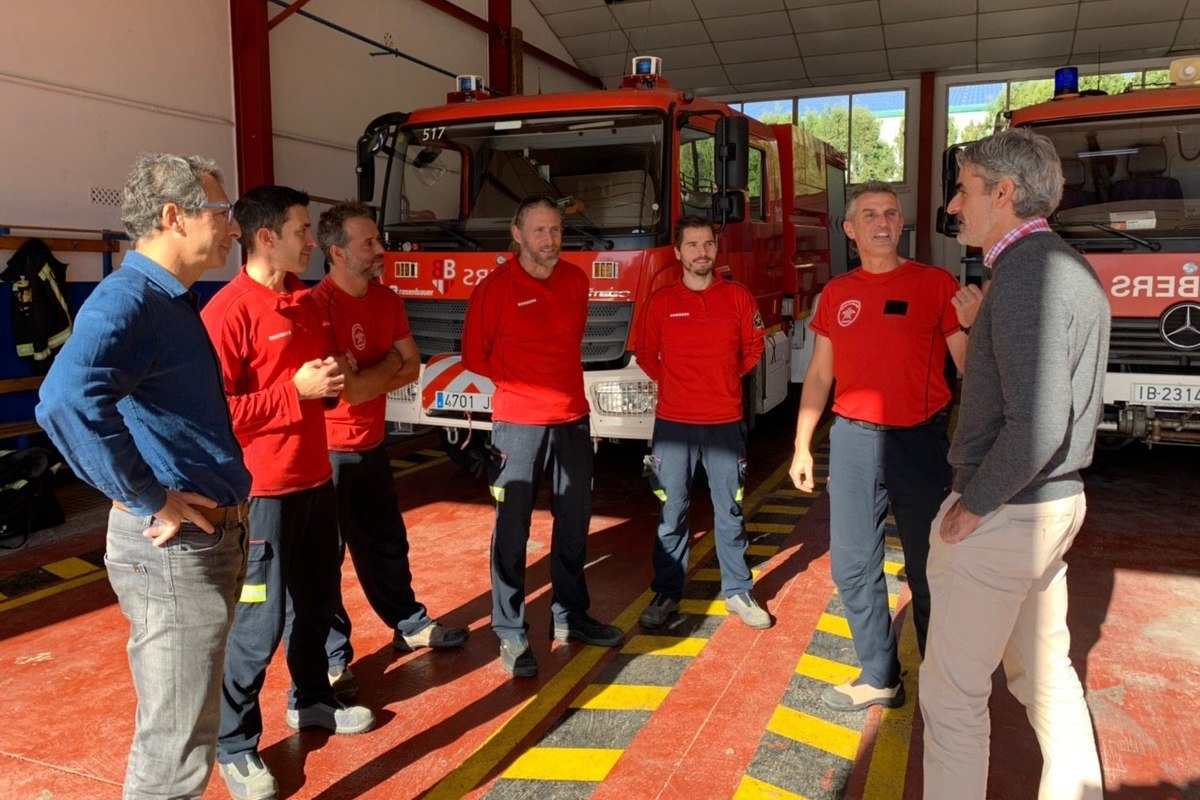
940 64 1200 445
356 58 846 449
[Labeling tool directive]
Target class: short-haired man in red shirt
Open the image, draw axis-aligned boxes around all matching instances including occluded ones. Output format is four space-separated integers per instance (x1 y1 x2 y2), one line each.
635 217 770 631
309 202 468 699
789 181 977 712
462 196 623 678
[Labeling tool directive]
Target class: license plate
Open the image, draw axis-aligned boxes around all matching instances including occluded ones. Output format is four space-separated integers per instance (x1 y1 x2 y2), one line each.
1131 383 1200 407
434 391 492 412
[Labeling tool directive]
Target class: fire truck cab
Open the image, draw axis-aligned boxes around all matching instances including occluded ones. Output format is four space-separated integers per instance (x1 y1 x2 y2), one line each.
356 59 846 446
939 62 1200 445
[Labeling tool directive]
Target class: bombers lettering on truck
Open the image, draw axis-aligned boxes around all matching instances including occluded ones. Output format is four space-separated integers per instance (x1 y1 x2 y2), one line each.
1110 275 1200 299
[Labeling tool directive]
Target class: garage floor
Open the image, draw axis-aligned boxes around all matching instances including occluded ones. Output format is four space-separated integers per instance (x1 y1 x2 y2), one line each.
1 409 1197 800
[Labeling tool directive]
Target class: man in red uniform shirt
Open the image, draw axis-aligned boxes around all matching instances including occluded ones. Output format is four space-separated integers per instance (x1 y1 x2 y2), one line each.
635 217 770 630
462 196 623 678
789 181 975 712
310 201 468 698
202 186 374 800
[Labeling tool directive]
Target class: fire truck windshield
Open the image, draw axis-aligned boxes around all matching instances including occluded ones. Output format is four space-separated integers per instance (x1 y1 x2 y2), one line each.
1037 113 1200 240
380 112 665 249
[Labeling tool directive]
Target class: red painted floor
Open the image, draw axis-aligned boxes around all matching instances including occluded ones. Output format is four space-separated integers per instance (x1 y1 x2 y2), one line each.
1 415 1197 800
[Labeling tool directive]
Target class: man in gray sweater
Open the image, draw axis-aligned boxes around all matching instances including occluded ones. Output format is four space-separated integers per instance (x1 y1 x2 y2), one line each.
920 128 1108 800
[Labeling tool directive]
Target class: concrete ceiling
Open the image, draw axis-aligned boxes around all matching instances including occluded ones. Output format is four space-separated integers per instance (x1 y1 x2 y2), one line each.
531 0 1200 96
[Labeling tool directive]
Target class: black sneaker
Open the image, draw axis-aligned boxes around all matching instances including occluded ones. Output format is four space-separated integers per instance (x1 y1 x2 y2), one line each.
499 634 538 677
639 594 680 629
551 614 623 647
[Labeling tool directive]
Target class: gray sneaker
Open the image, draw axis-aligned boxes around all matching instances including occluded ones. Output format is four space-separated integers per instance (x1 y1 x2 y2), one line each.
725 592 772 629
219 752 277 800
394 620 470 652
327 664 358 702
639 594 680 628
285 702 375 735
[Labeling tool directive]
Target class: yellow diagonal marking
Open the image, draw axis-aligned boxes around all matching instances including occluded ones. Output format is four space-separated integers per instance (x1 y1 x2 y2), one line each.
883 561 905 576
693 567 761 581
679 598 726 616
0 570 109 613
757 504 809 515
0 591 7 601
746 522 794 534
501 746 623 781
885 535 902 549
734 774 811 800
621 635 707 657
747 544 779 556
42 557 98 580
775 485 825 496
863 607 921 798
390 459 415 469
417 449 445 458
795 653 860 686
393 455 448 478
570 683 670 711
816 613 852 638
767 705 861 760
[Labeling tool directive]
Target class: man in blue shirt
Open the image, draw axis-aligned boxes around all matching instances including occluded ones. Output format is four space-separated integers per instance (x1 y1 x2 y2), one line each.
37 152 251 800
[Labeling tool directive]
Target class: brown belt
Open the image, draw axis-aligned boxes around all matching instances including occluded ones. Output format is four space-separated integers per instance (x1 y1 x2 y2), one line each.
113 500 249 526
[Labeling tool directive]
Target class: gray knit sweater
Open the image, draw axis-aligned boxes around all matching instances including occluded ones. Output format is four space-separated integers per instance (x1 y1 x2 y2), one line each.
950 231 1110 515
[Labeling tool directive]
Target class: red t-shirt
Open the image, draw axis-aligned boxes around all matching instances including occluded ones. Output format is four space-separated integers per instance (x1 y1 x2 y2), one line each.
461 258 590 425
810 261 960 427
636 277 766 424
310 278 412 451
201 270 332 496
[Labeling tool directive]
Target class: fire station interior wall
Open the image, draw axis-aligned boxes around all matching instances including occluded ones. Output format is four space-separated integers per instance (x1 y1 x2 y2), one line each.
269 0 595 283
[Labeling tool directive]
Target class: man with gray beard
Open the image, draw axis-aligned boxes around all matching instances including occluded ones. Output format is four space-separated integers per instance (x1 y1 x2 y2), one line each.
306 202 468 700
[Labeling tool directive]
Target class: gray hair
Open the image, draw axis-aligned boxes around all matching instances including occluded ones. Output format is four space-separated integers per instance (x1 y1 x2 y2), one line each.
956 128 1063 219
845 180 899 217
121 153 223 242
318 200 376 261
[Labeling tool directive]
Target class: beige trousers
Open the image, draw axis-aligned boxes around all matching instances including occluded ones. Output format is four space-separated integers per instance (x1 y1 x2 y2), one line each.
920 491 1103 800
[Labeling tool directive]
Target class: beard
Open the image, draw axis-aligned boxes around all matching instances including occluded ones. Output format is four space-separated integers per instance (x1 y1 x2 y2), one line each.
347 253 384 280
683 257 713 276
522 243 560 270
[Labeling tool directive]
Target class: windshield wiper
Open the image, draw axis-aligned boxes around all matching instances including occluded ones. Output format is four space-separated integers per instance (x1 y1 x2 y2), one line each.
1086 222 1161 252
562 219 613 251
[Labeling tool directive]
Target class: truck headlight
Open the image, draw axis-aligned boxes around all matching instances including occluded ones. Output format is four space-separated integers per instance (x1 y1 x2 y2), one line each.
592 381 657 415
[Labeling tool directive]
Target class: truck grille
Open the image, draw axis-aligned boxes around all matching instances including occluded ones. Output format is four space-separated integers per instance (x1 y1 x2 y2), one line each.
405 299 632 368
1109 318 1199 375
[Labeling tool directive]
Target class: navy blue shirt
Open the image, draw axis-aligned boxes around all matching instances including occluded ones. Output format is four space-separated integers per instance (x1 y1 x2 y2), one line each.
36 251 251 515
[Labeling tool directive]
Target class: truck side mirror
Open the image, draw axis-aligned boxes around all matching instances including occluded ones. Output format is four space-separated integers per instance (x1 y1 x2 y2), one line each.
716 116 750 192
936 144 966 237
356 131 383 202
712 189 746 225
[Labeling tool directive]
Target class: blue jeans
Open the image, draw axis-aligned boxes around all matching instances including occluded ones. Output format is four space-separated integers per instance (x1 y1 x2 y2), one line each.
105 506 247 799
647 419 752 601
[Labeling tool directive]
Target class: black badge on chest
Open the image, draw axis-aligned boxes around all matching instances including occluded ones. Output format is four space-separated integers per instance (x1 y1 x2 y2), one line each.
883 299 909 316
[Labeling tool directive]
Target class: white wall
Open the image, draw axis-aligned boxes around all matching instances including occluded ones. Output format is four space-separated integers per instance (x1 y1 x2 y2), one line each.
0 1 238 281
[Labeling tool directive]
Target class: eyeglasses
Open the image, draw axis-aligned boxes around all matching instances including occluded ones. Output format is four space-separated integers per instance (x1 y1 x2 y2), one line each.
198 201 235 223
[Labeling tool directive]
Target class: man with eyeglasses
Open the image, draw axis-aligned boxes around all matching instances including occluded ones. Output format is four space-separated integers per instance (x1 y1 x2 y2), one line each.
37 153 251 799
202 186 373 800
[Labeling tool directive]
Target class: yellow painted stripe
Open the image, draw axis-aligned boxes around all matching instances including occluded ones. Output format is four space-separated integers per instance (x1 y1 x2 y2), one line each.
774 487 824 498
757 504 809 515
395 455 449 478
767 705 861 761
883 561 905 576
795 653 860 686
885 535 902 549
417 449 445 458
390 459 416 469
679 598 726 616
816 613 852 639
886 515 897 526
570 683 670 711
734 774 812 800
621 635 708 657
746 522 794 534
863 609 921 799
693 567 761 581
0 591 6 601
747 544 779 556
501 746 623 782
42 557 98 580
0 570 109 614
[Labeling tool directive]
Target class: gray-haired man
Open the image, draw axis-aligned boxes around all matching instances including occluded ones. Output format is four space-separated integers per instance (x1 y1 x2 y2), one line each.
37 153 251 799
921 127 1108 800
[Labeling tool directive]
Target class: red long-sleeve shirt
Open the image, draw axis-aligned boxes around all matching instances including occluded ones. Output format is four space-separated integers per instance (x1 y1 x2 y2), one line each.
461 258 590 425
201 270 332 496
636 277 766 425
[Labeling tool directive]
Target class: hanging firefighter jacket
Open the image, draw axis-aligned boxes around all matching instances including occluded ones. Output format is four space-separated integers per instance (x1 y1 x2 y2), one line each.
1 238 72 374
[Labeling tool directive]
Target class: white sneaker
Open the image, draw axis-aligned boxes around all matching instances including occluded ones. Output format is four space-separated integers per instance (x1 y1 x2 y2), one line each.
725 592 772 629
219 752 277 800
285 702 375 734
